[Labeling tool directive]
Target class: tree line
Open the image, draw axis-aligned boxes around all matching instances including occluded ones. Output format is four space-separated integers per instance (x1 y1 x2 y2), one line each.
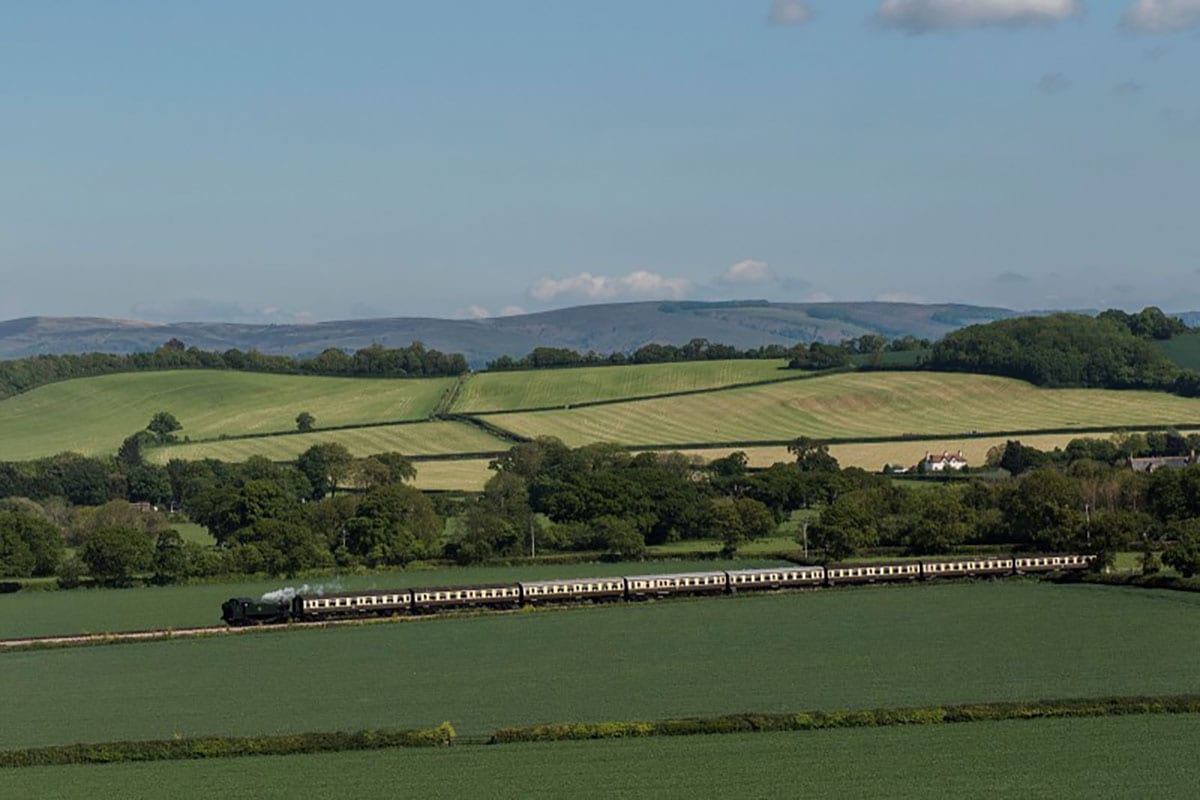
487 335 931 372
0 339 468 400
8 432 1200 586
929 308 1200 396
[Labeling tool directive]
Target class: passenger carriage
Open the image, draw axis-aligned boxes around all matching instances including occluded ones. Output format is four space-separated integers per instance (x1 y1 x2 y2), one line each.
824 561 921 585
411 583 522 612
292 589 413 621
1013 553 1095 573
921 556 1014 580
519 577 625 605
624 571 727 599
725 566 824 593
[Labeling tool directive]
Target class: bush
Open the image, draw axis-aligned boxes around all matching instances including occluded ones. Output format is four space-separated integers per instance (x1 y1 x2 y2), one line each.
55 555 87 589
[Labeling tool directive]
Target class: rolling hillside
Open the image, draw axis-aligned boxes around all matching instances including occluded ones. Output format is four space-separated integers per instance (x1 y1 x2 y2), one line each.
147 421 510 463
451 359 796 413
484 372 1200 447
0 300 1012 364
8 359 1200 490
0 371 454 461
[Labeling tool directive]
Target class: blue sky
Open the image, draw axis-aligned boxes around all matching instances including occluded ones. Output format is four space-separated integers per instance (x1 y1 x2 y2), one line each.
1 0 1198 322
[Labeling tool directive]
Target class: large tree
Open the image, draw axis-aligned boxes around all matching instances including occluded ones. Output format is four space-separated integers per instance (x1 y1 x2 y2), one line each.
788 437 840 473
296 443 355 499
80 526 154 586
345 483 442 566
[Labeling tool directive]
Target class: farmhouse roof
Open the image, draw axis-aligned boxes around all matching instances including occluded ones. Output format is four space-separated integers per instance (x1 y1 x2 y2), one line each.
1127 451 1198 473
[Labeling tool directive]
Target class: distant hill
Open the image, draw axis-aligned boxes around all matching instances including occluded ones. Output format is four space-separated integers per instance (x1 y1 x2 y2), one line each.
0 301 1015 366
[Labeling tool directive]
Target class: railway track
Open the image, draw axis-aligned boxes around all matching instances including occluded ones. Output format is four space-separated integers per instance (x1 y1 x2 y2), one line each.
0 624 253 649
0 606 530 650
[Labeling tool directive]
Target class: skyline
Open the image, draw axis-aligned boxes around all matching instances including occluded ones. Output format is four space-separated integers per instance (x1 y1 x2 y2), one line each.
2 0 1198 323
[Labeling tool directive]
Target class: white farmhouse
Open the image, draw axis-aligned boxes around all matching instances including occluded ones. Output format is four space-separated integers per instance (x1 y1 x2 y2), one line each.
922 450 968 472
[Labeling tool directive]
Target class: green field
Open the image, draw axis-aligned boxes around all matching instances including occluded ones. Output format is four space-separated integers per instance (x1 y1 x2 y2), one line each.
148 420 509 463
0 559 777 638
10 715 1200 799
451 360 795 413
486 372 1200 447
1157 333 1200 371
170 522 216 547
0 370 454 460
4 582 1200 749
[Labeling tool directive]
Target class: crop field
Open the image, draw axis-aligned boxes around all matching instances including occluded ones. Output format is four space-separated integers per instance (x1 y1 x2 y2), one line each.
324 429 1149 493
0 370 454 460
409 458 496 491
9 716 1198 799
451 359 795 413
148 421 509 463
4 582 1200 749
0 559 776 638
669 432 1157 473
485 372 1200 447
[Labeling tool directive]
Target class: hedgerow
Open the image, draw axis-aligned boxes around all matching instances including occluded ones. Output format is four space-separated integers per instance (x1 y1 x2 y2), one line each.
0 723 455 769
489 696 1200 743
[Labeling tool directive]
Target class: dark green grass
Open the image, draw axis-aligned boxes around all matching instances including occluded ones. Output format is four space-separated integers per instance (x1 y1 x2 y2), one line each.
1157 333 1200 371
7 715 1200 799
4 582 1200 749
0 559 782 638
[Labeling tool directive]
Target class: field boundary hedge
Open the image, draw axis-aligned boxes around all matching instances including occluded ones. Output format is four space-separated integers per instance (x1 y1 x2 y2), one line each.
489 695 1200 744
6 696 1197 768
0 724 455 768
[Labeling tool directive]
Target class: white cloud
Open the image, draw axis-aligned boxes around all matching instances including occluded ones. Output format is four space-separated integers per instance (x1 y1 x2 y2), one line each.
529 271 692 302
876 0 1082 32
768 0 813 25
457 305 491 319
498 305 527 317
718 259 776 285
1123 0 1200 32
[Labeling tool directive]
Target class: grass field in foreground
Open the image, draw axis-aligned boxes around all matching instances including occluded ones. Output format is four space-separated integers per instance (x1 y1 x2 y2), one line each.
451 359 795 413
486 372 1200 447
148 420 508 463
0 370 454 460
9 716 1199 799
4 582 1200 748
0 559 780 638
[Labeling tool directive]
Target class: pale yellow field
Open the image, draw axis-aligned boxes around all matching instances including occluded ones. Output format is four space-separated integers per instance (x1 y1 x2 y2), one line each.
149 422 509 463
486 372 1200 447
665 432 1156 472
409 459 495 491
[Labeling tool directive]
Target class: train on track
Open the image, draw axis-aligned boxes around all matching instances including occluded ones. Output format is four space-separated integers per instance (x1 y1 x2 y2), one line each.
221 553 1095 626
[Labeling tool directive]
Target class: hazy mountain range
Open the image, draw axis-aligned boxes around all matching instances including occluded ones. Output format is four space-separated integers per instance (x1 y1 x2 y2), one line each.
0 300 1123 367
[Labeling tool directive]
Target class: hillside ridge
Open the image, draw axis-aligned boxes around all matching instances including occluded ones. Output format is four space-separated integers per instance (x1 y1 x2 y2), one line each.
0 301 1014 365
